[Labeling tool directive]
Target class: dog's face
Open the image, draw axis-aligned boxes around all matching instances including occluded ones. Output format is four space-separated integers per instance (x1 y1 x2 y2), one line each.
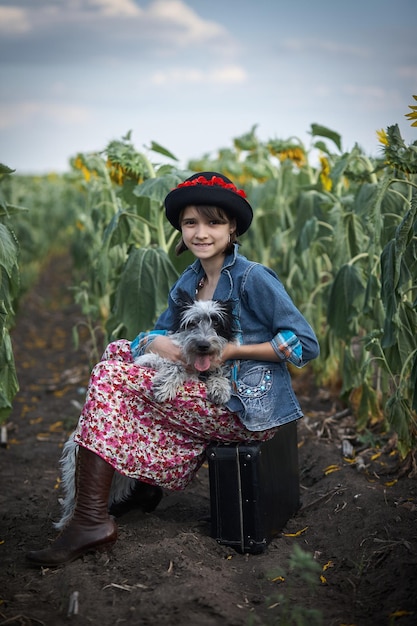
173 290 235 372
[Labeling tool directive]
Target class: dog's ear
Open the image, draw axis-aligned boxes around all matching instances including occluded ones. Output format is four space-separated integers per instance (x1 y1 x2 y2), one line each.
173 289 195 330
223 299 235 319
216 298 235 322
176 289 195 306
214 298 238 341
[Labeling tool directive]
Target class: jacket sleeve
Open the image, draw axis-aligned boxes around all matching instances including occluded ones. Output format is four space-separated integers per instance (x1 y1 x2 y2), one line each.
243 264 320 366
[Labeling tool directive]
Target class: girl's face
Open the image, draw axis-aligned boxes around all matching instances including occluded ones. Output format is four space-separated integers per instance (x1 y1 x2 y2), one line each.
180 206 236 261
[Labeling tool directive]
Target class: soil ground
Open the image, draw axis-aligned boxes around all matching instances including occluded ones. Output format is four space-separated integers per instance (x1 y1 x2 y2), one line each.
1 253 416 626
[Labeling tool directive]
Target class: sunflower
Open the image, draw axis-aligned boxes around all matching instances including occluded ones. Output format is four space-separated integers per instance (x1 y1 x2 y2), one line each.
404 94 417 127
277 147 306 168
383 124 417 174
106 158 125 185
73 155 93 182
376 129 389 146
319 155 332 191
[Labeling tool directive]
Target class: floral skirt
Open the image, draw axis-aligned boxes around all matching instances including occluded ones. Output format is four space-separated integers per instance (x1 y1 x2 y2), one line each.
73 340 276 490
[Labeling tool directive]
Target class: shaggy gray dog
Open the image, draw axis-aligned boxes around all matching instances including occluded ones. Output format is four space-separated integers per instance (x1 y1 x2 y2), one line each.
135 291 236 405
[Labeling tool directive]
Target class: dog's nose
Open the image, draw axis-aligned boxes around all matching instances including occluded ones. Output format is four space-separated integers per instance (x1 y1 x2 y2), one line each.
196 341 210 353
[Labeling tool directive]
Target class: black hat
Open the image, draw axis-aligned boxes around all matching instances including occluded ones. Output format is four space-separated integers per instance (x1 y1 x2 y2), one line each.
164 171 253 235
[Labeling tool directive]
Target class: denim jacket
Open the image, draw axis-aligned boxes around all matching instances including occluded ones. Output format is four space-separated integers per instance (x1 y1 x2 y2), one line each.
131 245 319 431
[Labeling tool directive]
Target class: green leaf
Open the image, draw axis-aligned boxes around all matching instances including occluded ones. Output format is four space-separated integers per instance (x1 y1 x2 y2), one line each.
344 212 368 258
385 393 412 450
398 300 417 355
107 247 179 339
0 163 15 176
312 140 331 155
327 264 365 337
310 124 342 151
363 274 379 317
133 172 190 205
411 353 417 412
340 345 360 396
103 210 133 249
380 240 398 348
0 224 19 277
0 328 19 423
295 217 318 254
357 383 380 430
352 182 378 218
149 141 179 161
328 152 351 181
233 125 259 151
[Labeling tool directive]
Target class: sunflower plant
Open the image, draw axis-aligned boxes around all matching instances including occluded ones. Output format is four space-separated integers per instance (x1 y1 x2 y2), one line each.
65 105 417 457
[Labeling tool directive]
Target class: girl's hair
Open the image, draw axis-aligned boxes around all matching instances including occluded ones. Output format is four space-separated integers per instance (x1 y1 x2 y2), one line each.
175 205 239 256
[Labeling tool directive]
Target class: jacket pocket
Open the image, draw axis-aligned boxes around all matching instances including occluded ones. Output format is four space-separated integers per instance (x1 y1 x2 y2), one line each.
229 363 302 431
235 365 273 399
234 365 276 429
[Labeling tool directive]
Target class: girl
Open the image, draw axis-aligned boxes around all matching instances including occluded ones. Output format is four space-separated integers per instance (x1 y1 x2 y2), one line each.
26 171 319 567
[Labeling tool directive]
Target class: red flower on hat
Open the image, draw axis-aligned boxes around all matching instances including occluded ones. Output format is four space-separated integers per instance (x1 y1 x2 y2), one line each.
176 175 247 198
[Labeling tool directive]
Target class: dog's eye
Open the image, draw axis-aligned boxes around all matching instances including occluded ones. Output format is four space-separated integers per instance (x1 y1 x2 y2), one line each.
211 317 223 329
185 319 199 329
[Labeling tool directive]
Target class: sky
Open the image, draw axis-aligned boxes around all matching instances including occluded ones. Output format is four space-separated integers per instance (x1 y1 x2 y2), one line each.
1 0 416 175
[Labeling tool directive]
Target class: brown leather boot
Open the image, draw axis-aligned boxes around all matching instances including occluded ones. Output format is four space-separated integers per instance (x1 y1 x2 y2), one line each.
26 447 117 567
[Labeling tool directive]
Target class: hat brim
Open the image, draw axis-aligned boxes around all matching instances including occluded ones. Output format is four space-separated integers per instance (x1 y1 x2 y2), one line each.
165 186 253 235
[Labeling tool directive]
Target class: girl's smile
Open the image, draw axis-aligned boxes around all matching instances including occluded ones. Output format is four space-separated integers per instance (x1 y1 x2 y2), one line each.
181 206 235 260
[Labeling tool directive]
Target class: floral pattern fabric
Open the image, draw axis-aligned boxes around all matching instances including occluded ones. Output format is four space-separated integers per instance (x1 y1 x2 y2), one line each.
73 340 276 490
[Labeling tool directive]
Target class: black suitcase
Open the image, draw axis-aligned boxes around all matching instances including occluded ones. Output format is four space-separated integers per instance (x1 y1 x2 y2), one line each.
206 420 300 554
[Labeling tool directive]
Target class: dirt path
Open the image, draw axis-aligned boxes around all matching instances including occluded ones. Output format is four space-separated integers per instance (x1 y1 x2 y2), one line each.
1 252 416 626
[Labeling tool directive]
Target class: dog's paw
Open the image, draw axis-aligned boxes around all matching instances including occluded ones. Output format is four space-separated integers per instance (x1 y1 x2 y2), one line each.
152 370 183 402
207 389 231 405
206 377 232 405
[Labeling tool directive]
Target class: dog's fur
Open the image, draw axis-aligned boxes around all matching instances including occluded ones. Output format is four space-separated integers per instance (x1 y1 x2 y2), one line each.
134 290 236 405
54 291 236 530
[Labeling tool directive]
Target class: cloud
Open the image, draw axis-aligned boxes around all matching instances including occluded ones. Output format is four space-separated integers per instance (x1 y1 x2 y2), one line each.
0 6 31 34
0 101 92 130
342 84 390 99
398 65 417 81
151 64 247 85
281 37 370 59
86 0 142 17
147 0 227 45
0 0 234 63
341 84 406 111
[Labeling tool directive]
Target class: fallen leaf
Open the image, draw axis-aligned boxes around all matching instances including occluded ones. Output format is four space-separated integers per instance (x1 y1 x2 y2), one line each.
389 610 414 618
282 526 308 537
29 417 43 425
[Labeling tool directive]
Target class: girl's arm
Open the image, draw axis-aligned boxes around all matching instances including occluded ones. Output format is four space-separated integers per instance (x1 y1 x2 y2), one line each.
232 264 319 367
222 341 280 363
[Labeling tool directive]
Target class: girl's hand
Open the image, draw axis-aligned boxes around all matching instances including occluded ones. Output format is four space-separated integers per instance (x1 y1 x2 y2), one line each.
219 342 241 363
145 335 183 362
